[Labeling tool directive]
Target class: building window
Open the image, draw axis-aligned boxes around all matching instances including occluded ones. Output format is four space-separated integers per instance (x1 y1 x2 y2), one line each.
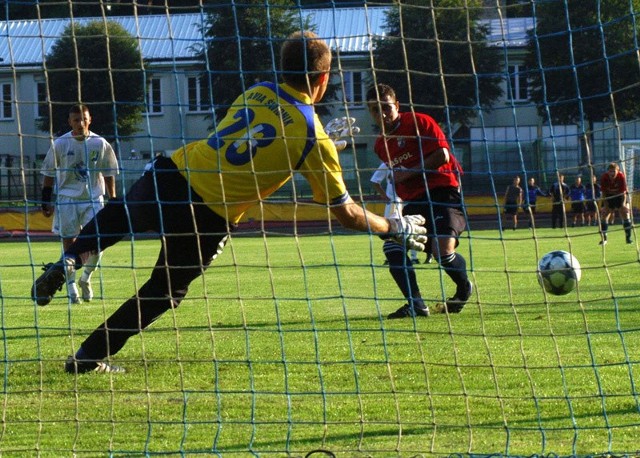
145 78 162 114
187 76 211 112
508 64 529 102
36 82 49 118
343 71 366 106
1 83 13 119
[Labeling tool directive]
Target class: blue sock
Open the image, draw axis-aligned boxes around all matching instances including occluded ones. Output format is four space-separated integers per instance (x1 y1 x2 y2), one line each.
624 219 632 239
383 240 423 306
438 252 469 288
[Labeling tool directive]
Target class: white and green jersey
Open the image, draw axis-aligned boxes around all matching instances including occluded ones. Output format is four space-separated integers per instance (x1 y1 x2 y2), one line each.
41 131 119 200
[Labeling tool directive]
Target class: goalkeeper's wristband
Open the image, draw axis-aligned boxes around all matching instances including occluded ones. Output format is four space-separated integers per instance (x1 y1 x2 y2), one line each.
41 186 53 209
380 217 399 240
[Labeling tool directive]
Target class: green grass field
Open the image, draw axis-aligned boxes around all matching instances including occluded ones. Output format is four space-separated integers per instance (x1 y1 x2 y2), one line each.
0 224 639 456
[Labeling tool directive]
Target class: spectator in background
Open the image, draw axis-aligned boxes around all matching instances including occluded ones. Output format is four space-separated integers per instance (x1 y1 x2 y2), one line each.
548 174 570 229
503 176 523 230
569 175 586 227
40 104 118 304
523 177 547 228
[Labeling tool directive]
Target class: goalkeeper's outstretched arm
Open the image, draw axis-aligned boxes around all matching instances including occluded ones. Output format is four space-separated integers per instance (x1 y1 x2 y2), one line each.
331 199 389 233
331 198 427 251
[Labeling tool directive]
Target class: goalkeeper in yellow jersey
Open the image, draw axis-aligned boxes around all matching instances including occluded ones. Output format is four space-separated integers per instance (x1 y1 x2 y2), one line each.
32 31 427 374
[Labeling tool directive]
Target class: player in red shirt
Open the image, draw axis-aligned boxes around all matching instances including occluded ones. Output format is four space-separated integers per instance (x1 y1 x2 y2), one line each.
599 162 633 244
366 83 472 318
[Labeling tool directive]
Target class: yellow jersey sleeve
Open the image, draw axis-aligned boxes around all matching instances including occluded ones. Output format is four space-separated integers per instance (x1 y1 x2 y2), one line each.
171 82 349 224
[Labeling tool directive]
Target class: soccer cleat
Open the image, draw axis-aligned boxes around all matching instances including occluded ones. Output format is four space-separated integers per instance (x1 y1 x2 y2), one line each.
626 237 633 244
434 281 473 314
31 261 68 306
599 239 608 246
387 303 430 319
79 279 93 302
425 254 434 264
64 355 126 374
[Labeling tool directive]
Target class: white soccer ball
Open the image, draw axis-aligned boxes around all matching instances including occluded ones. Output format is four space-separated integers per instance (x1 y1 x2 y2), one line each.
537 250 582 296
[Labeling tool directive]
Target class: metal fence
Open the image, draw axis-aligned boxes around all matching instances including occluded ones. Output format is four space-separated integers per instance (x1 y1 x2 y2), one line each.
0 156 41 203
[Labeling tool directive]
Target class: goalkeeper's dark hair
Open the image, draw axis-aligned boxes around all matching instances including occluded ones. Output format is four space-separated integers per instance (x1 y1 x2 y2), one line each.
366 83 397 103
280 31 331 89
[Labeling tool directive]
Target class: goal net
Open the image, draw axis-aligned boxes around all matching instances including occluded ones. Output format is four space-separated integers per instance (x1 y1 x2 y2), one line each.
1 1 639 456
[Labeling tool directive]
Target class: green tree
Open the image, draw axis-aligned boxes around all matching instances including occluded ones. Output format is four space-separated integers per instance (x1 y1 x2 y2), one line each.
196 0 316 122
371 0 503 128
39 20 145 139
525 0 640 126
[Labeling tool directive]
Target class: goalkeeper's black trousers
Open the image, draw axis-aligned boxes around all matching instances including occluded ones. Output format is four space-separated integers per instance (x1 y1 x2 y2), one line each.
65 156 231 361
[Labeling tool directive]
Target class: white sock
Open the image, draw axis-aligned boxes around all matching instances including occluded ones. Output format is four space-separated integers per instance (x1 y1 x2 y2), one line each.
81 252 102 283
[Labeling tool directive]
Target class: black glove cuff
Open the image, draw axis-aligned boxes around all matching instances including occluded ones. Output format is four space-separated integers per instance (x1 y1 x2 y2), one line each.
41 186 53 205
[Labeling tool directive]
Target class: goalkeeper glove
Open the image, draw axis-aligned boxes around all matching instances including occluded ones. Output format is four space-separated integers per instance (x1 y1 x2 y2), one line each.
387 215 428 252
324 117 360 150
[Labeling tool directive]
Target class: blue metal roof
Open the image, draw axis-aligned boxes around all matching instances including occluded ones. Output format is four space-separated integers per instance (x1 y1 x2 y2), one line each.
0 8 389 66
0 9 531 67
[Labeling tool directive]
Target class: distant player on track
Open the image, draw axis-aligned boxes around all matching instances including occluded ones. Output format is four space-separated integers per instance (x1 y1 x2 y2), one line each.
39 104 118 304
366 83 472 318
503 176 523 230
32 31 427 374
569 175 586 227
523 177 547 228
584 174 601 226
548 174 570 229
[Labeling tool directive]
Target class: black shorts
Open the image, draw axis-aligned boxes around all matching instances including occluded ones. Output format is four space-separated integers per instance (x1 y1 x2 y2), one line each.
585 201 598 212
571 202 585 214
504 202 519 215
523 204 537 214
402 187 466 242
603 195 624 210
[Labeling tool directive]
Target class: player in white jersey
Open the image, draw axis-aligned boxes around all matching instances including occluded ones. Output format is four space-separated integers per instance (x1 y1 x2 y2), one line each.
40 104 119 303
370 162 421 263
